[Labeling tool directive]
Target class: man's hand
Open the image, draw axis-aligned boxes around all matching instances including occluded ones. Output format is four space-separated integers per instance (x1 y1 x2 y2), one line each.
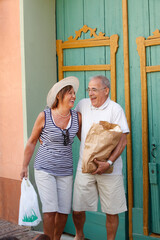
92 159 110 175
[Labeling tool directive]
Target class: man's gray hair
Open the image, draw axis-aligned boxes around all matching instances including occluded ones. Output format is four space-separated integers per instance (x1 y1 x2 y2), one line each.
90 75 110 90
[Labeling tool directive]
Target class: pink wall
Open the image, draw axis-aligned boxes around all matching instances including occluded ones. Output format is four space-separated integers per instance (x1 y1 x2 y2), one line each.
0 0 24 180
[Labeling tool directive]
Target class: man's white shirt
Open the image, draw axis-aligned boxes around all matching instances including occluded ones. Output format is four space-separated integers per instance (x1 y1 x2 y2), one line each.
75 97 130 175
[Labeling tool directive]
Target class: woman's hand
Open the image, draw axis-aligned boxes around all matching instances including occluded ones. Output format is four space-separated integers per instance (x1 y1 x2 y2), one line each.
20 166 28 180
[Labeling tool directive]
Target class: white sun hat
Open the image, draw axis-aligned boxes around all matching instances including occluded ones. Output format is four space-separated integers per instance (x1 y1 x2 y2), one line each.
47 76 79 108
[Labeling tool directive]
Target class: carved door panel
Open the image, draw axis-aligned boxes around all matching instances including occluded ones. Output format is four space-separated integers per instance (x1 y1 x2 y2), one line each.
137 30 160 235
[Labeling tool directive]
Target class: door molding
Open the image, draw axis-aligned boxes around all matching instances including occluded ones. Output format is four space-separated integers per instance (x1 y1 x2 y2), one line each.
136 29 160 236
56 25 119 101
122 0 133 239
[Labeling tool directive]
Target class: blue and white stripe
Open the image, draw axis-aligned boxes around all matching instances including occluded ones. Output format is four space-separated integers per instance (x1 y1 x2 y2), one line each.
34 108 79 176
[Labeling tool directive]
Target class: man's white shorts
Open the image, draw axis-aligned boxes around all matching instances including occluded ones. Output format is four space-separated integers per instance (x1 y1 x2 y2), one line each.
35 169 73 214
73 171 127 214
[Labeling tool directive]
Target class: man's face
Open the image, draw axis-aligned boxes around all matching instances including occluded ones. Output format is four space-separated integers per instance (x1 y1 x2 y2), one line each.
88 78 109 108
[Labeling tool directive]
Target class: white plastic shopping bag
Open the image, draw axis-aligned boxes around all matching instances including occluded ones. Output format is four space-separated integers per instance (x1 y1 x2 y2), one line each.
18 178 42 226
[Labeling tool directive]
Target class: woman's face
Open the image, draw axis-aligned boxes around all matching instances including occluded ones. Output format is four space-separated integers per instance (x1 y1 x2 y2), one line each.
60 87 76 108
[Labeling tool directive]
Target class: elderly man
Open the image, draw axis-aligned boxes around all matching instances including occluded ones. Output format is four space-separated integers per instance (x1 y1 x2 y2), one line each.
73 75 129 240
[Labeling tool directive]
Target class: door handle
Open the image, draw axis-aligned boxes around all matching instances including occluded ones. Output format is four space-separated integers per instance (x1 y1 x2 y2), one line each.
151 144 156 159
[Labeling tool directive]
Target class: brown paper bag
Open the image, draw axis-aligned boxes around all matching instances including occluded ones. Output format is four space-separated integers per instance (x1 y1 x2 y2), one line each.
82 121 122 173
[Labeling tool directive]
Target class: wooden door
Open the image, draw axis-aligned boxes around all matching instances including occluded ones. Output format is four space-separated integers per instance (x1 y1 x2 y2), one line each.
148 68 160 234
131 0 160 237
56 1 128 240
136 30 160 236
147 3 160 235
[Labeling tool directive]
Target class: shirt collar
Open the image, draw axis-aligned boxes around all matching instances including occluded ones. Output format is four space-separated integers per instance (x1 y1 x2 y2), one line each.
90 97 110 110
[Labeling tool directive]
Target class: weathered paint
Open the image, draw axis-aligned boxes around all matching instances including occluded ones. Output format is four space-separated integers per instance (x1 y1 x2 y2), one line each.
0 0 24 180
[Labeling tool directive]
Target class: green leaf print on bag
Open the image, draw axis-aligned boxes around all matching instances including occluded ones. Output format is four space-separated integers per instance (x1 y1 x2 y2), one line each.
22 209 38 222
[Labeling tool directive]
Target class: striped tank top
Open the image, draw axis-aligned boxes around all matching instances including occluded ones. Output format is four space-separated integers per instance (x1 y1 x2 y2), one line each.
34 108 79 176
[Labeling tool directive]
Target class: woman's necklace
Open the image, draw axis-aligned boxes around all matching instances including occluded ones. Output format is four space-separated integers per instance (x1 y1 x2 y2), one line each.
56 109 70 118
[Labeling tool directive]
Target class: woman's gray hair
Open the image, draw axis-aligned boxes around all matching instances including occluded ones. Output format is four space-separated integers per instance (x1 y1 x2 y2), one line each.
90 75 110 91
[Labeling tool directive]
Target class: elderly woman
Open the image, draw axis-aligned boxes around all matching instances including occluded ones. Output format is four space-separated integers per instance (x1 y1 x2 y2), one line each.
20 76 81 240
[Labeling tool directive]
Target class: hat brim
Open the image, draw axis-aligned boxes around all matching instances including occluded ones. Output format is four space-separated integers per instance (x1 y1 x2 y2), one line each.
47 76 79 108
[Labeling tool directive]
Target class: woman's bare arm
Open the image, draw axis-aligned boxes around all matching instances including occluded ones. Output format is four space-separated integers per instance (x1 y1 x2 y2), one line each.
20 112 45 179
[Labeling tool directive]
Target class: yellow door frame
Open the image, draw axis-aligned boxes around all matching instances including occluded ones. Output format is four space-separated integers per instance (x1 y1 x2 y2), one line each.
56 24 119 101
136 29 160 236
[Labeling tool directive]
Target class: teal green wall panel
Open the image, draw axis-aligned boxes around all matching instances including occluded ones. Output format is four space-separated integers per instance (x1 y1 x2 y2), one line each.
149 163 160 234
132 208 144 235
128 0 150 209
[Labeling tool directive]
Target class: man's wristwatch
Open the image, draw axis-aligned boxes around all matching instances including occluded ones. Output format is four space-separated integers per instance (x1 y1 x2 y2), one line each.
107 160 114 166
